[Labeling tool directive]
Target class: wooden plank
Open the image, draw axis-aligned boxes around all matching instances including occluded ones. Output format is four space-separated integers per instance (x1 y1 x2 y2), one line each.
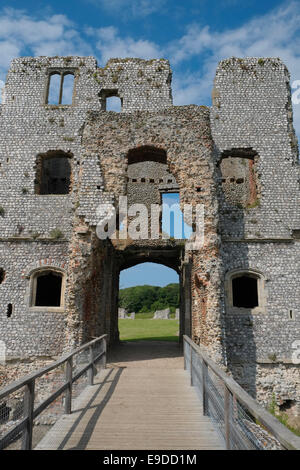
35 361 224 451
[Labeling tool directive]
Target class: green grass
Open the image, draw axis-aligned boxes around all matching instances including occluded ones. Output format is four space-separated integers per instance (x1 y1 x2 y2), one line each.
119 318 179 342
135 312 155 319
267 394 300 437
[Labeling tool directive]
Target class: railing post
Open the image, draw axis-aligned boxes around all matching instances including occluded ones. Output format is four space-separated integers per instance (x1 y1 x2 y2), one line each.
202 359 208 415
183 339 187 370
190 345 193 386
22 379 35 450
65 357 73 414
102 337 107 369
88 345 94 386
224 385 231 450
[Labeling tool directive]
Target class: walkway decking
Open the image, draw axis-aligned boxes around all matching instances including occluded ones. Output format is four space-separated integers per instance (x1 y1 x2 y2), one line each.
36 341 224 450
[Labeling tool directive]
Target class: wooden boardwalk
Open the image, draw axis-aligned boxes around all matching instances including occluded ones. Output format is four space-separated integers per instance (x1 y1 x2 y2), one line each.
35 342 224 450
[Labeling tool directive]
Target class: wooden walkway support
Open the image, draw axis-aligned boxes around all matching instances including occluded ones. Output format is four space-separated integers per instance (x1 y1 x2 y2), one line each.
35 342 224 450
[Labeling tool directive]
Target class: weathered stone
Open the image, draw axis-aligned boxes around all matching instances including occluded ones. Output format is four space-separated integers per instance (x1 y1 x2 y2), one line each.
118 308 127 319
153 308 170 320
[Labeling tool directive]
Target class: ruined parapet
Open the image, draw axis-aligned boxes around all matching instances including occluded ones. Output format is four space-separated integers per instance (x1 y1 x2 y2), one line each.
94 58 173 113
153 308 170 319
126 312 135 320
118 308 127 319
211 57 300 238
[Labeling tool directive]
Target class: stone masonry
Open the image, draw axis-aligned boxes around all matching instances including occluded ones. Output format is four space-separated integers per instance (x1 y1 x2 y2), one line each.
0 55 299 413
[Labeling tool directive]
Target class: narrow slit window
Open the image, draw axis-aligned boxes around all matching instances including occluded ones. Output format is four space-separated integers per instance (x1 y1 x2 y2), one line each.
232 276 258 308
7 304 12 318
61 73 75 105
34 271 62 307
47 73 61 105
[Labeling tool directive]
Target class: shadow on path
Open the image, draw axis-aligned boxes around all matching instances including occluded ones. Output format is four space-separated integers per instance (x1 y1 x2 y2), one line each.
107 340 183 367
59 367 123 450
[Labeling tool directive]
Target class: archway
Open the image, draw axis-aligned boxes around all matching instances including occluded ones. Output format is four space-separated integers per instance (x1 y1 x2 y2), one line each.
118 262 180 343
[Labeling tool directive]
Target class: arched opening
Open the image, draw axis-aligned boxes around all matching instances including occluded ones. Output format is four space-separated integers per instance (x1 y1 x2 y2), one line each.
47 71 75 105
61 73 75 105
225 269 266 313
126 146 186 240
30 269 64 309
47 73 61 105
118 262 180 342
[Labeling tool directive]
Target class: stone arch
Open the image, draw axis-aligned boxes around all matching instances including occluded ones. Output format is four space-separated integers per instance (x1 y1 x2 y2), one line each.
127 146 167 165
22 258 67 279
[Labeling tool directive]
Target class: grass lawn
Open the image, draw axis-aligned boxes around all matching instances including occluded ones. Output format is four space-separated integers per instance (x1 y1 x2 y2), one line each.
119 318 179 342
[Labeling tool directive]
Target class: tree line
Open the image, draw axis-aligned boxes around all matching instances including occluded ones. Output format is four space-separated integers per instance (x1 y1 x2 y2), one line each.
119 284 180 313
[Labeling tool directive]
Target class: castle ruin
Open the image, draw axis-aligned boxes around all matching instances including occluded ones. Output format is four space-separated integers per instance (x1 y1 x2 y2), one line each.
0 55 299 413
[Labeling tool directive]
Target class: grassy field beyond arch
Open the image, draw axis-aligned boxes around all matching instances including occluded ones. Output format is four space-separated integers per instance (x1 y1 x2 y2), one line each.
119 315 179 342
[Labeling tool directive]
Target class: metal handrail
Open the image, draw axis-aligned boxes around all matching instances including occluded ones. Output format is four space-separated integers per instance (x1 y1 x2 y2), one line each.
183 335 300 450
0 334 107 450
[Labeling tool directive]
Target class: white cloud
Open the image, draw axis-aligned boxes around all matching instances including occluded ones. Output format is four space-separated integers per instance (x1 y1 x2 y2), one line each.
88 0 166 18
0 2 299 143
0 8 92 90
0 41 21 69
87 26 162 64
168 2 300 140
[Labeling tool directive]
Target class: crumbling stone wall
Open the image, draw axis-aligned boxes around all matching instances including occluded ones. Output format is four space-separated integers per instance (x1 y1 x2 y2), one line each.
211 57 300 406
81 105 223 359
96 58 172 112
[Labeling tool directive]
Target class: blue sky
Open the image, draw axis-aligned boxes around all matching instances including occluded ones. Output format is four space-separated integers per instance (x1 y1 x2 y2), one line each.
120 263 179 289
0 0 299 286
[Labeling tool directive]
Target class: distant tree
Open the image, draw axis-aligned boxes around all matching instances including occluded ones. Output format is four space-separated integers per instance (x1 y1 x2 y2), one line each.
119 284 179 313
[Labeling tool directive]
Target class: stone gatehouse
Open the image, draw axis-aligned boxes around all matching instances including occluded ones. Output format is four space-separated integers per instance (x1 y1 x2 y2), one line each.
0 55 299 412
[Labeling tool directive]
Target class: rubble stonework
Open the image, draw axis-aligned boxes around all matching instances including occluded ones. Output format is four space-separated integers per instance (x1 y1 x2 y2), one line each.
0 55 299 413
